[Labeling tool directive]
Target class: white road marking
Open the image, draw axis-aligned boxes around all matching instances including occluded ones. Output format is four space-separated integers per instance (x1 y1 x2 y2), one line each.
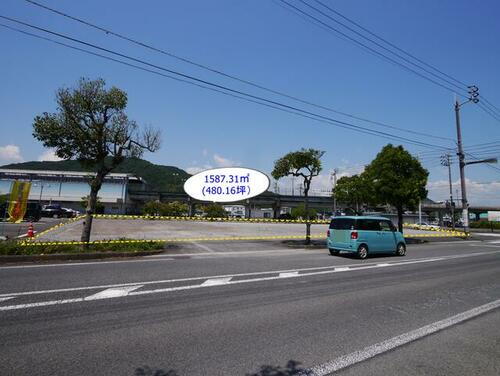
0 297 14 302
377 263 391 267
302 298 500 375
334 267 350 272
0 257 174 270
279 271 299 278
1 251 498 300
201 277 232 286
84 285 143 300
191 242 216 253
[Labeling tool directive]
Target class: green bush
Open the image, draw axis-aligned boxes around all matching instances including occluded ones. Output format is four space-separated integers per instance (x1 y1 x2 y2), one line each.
470 221 500 229
0 239 165 256
143 201 188 216
291 204 317 220
204 203 228 218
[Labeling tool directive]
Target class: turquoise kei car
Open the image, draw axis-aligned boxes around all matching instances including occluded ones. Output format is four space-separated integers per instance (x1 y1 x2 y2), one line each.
327 216 406 259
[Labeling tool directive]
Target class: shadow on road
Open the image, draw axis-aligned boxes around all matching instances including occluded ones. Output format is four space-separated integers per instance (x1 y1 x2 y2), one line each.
246 360 313 375
135 366 178 376
135 360 312 375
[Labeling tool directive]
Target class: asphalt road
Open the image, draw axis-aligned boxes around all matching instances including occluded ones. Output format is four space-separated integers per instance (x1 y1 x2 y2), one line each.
0 240 499 375
0 217 68 240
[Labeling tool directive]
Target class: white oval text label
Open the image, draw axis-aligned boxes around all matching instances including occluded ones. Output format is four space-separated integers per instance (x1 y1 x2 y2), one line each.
183 167 270 202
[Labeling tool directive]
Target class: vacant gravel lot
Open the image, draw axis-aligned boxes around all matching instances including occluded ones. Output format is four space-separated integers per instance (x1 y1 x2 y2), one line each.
38 218 329 241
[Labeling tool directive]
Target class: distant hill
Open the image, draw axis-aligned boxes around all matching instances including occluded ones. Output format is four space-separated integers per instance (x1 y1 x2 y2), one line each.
0 157 190 192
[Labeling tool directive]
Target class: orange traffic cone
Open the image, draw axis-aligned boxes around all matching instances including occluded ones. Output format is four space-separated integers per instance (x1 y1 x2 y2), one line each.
27 222 34 238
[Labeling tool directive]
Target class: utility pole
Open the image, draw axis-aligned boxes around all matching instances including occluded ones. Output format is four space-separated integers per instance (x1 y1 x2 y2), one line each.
440 153 455 230
454 85 497 233
455 98 469 231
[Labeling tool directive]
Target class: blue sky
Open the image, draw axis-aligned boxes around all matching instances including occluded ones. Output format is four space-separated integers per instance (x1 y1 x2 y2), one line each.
0 0 499 204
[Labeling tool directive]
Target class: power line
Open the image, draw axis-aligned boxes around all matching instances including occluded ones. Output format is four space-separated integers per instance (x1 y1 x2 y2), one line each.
281 1 499 131
477 102 500 123
22 0 453 143
310 0 469 89
0 18 450 151
276 0 469 97
480 95 500 114
298 0 467 93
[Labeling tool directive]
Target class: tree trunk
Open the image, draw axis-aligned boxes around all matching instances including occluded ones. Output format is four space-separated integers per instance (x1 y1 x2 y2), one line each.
81 174 104 245
397 205 404 233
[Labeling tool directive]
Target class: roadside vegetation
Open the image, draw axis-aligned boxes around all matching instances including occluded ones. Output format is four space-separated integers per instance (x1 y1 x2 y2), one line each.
272 148 324 244
470 221 500 230
32 78 161 244
143 201 188 216
0 239 165 256
333 144 428 233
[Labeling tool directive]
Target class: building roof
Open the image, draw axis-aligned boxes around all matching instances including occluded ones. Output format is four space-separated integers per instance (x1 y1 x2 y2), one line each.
0 168 144 182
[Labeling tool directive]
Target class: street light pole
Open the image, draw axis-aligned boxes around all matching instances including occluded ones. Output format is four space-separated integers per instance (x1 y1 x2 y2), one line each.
331 169 338 215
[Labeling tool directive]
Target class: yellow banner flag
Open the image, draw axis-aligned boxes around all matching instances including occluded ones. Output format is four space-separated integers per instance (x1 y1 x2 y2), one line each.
8 181 32 223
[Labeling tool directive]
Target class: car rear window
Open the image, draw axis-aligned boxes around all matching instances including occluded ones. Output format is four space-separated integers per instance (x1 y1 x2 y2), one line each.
357 219 381 231
329 218 356 230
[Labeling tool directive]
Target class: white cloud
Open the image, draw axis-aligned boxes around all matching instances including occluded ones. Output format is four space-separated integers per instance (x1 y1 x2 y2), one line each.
185 153 240 174
213 154 239 167
427 178 500 205
185 164 212 175
38 149 63 162
0 144 23 163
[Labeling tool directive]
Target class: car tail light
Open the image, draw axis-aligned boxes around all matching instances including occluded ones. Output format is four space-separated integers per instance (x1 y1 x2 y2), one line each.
351 231 358 240
327 230 330 237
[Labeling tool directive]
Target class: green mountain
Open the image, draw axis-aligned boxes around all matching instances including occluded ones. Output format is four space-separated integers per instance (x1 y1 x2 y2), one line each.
0 157 190 192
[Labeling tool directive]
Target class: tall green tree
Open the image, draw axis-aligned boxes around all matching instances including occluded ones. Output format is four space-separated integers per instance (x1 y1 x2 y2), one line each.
33 78 161 243
272 148 324 244
364 144 428 232
333 174 368 214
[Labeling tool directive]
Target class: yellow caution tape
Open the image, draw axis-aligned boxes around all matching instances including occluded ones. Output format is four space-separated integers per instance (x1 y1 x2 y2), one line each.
91 214 330 225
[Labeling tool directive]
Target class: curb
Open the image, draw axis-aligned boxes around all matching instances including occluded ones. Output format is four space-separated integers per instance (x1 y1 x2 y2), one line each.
0 249 166 263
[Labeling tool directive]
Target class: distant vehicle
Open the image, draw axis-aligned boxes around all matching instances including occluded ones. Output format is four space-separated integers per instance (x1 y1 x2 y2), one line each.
416 222 440 230
327 216 406 259
41 204 73 218
0 202 41 222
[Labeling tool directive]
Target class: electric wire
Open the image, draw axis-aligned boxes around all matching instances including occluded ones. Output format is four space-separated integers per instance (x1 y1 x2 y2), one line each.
277 0 469 97
22 0 453 143
311 0 469 89
0 20 450 151
298 0 467 93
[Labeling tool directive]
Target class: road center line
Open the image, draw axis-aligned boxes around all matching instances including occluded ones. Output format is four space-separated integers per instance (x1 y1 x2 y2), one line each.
1 250 498 299
0 252 499 312
301 298 500 375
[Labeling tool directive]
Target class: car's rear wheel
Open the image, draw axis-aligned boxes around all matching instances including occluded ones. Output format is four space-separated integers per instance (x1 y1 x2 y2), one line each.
329 249 339 256
357 245 368 259
396 243 406 256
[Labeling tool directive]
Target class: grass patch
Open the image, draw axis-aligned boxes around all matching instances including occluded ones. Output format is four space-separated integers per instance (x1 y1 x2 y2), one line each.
0 239 166 256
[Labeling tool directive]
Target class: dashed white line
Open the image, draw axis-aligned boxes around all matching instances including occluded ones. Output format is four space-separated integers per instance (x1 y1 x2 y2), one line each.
201 278 232 286
334 267 350 272
191 242 216 253
302 298 500 375
279 272 299 278
84 285 143 300
0 251 498 299
0 250 498 311
0 297 14 302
